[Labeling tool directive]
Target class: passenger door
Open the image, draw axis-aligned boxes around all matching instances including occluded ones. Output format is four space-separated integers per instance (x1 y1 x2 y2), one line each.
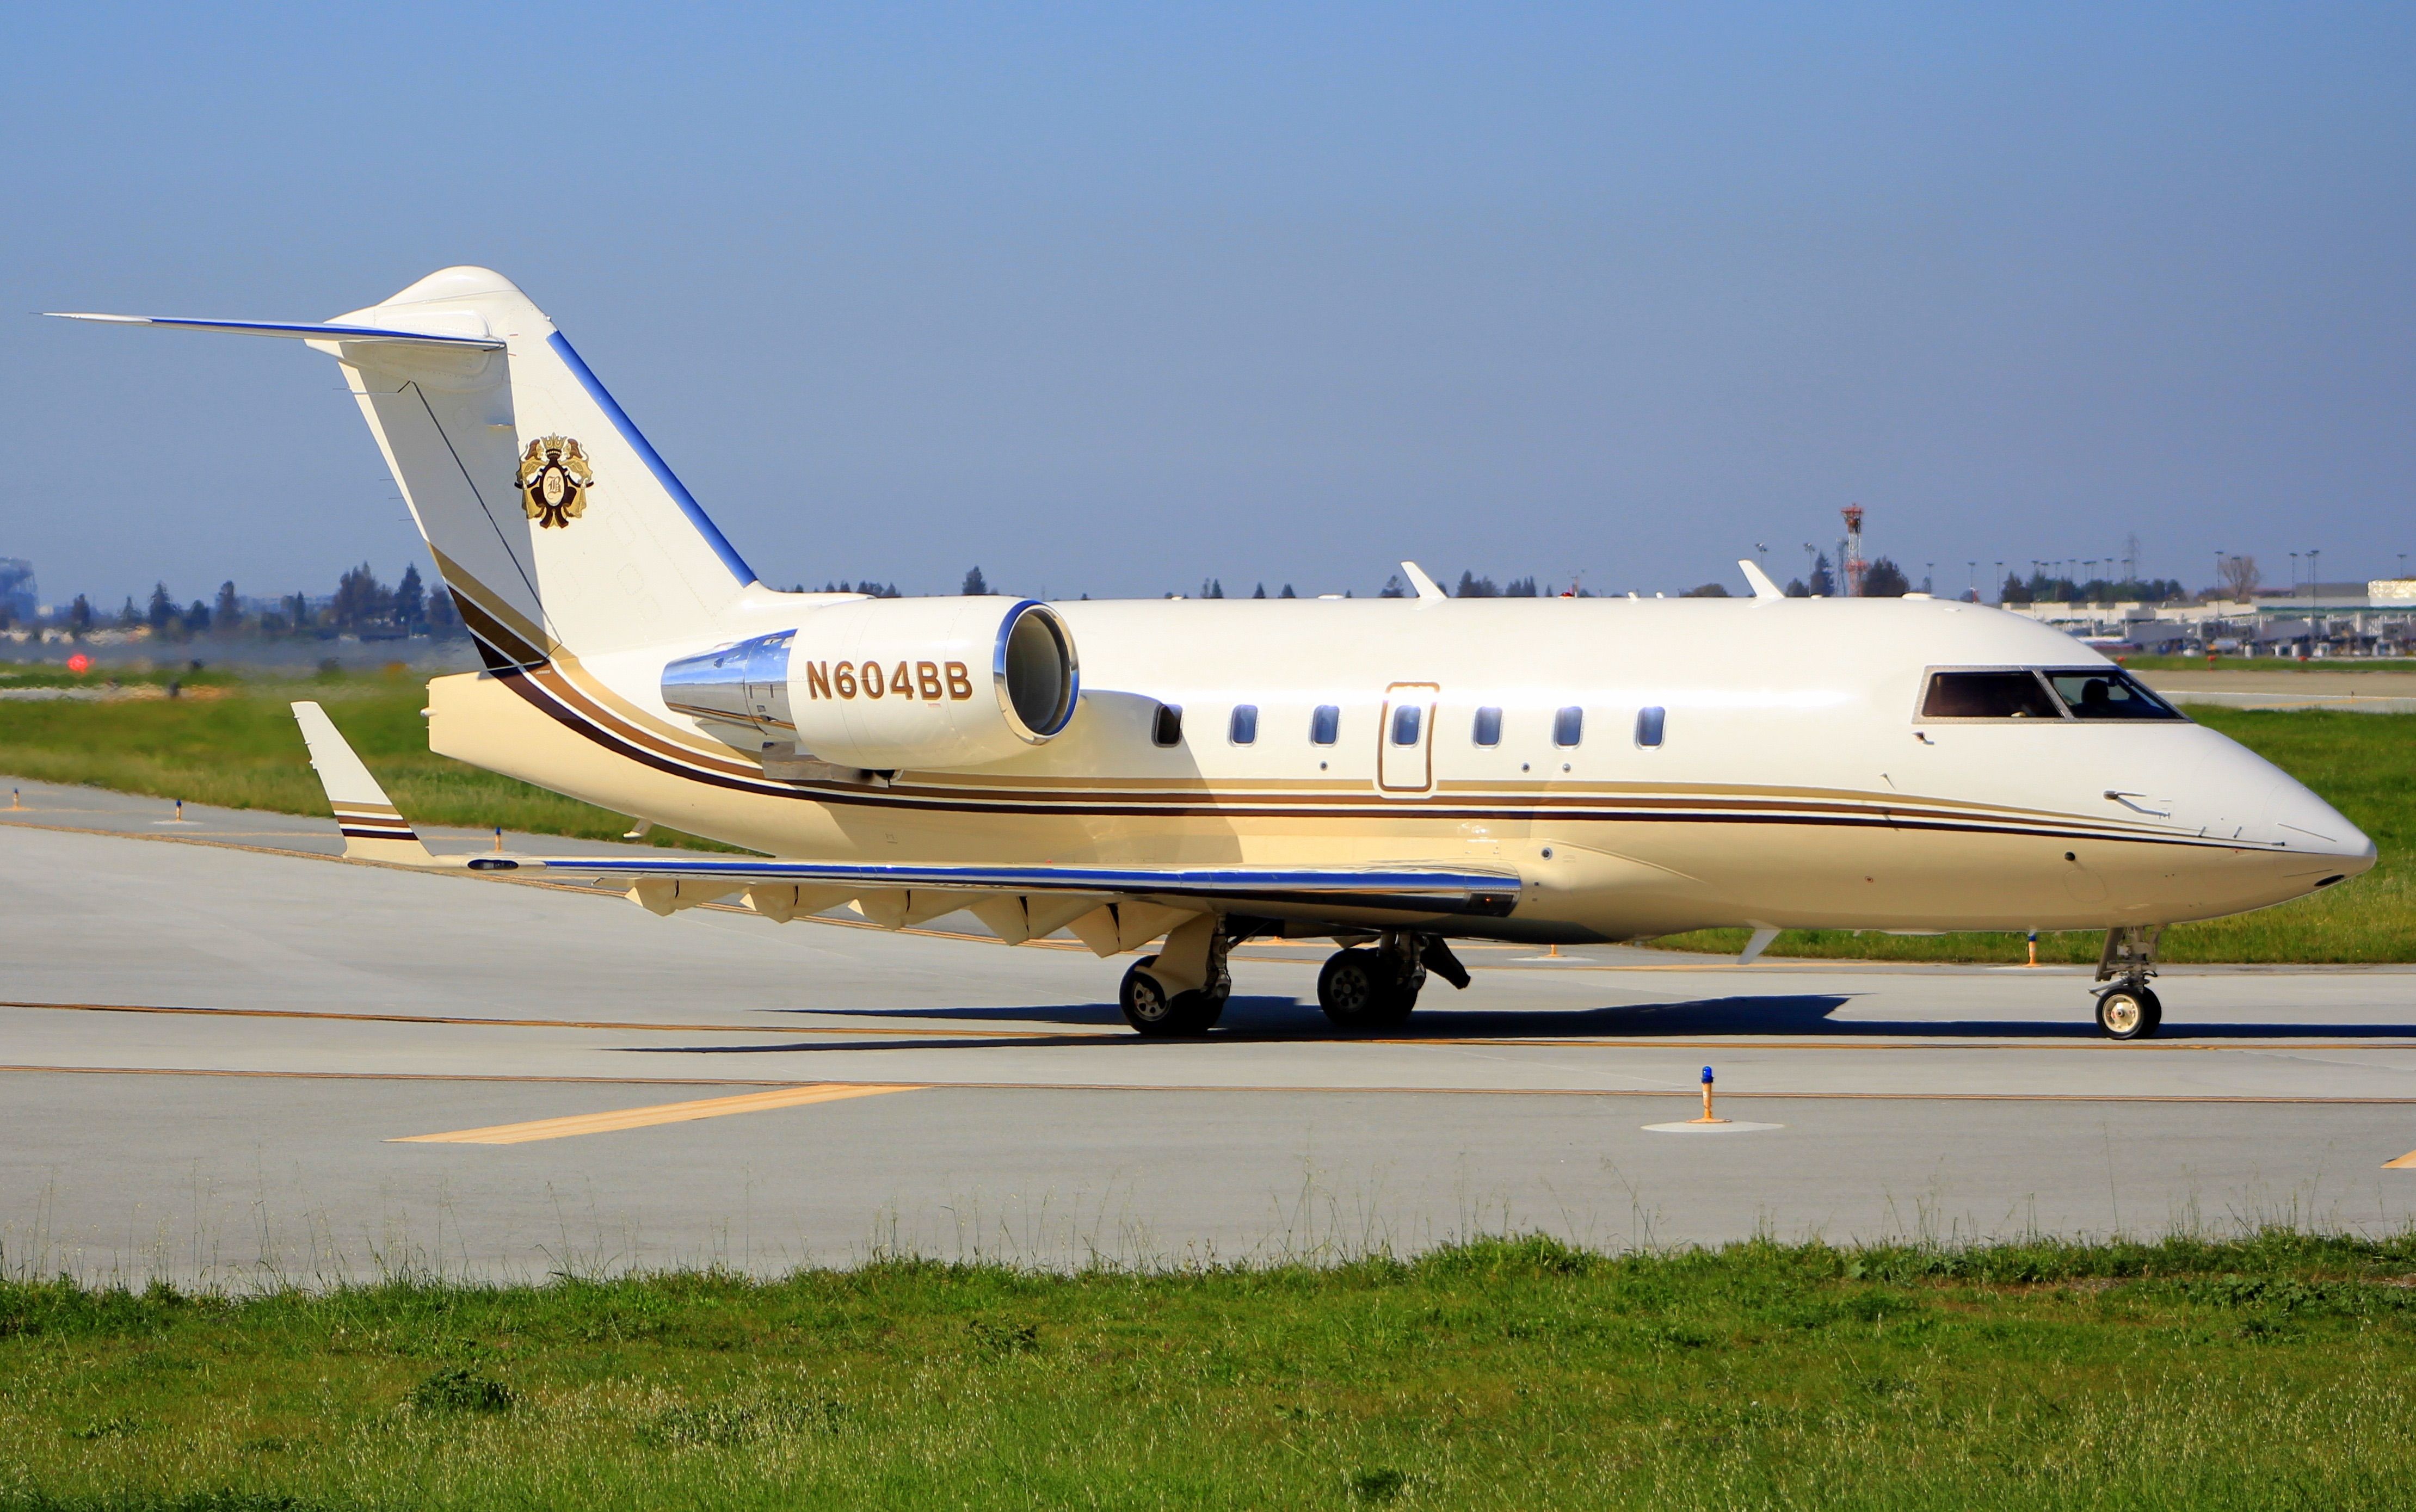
1377 683 1439 796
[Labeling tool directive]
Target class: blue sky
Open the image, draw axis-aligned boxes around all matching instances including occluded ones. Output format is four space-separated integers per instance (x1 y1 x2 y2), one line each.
5 2 2411 607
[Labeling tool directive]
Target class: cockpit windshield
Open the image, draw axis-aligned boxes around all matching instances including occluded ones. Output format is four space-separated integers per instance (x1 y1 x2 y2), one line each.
2042 669 2184 720
1921 667 2187 722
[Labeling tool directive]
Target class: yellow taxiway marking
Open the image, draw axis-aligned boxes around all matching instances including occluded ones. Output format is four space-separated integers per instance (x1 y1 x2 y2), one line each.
390 1082 925 1144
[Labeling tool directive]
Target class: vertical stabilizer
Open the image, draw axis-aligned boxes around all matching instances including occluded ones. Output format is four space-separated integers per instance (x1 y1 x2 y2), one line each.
324 267 757 666
52 268 761 669
292 701 436 865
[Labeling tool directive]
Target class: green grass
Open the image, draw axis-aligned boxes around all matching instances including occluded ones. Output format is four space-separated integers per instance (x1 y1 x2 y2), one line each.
0 670 733 850
1656 707 2416 964
5 1233 2416 1509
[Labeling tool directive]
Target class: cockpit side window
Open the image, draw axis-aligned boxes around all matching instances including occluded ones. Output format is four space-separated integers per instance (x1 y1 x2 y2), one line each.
2044 669 2186 721
1920 670 2065 720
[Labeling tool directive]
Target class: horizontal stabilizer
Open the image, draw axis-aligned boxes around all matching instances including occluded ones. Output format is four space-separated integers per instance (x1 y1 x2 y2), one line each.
470 855 1521 919
47 313 502 349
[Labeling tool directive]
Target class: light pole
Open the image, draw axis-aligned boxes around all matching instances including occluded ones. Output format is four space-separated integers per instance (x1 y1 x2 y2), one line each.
1994 561 2004 605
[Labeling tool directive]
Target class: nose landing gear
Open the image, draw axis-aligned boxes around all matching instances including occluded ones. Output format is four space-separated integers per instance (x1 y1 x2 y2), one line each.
2093 925 2165 1040
1316 933 1470 1029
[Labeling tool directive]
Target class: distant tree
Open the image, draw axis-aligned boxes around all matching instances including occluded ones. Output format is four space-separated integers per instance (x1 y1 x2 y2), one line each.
213 581 243 635
1503 576 1539 597
426 583 461 638
1456 571 1499 598
69 594 93 633
961 566 989 596
1807 553 1836 597
184 598 211 634
1279 584 1297 598
118 597 139 630
396 564 426 631
147 583 174 633
1680 582 1731 598
1201 578 1225 599
1252 582 1267 598
1784 578 1810 597
2217 554 2260 600
330 563 395 631
2000 572 2030 604
283 592 313 634
1380 574 1407 598
1863 558 1911 597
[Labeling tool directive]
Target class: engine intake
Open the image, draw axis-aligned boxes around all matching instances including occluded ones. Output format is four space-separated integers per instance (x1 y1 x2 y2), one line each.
662 597 1079 771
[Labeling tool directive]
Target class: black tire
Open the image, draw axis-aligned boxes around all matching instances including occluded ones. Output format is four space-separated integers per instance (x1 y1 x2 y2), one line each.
2136 986 2164 1036
1119 955 1221 1037
1318 948 1416 1029
2095 987 2154 1041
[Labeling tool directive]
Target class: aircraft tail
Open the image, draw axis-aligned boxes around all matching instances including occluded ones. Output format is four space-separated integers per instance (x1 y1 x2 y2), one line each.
291 700 436 865
55 267 759 668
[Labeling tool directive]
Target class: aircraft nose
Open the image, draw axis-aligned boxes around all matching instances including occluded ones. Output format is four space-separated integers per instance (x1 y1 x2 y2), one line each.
2265 777 2376 871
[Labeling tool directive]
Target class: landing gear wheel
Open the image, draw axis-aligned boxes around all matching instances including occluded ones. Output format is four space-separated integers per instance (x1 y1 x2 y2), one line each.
1119 954 1224 1037
1317 947 1419 1029
2095 986 2157 1041
2136 986 2163 1036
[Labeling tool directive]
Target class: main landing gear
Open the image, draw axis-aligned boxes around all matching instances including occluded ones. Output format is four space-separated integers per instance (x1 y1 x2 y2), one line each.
2092 924 2165 1040
1115 920 1478 1036
1316 932 1471 1030
1118 915 1234 1037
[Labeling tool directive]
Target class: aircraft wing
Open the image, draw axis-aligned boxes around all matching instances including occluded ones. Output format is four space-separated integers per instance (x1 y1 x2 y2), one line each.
470 852 1518 916
289 701 1517 949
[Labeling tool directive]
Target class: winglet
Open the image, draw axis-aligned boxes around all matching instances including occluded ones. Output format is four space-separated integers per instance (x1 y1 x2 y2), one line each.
1400 561 1447 602
291 701 437 865
1739 560 1784 601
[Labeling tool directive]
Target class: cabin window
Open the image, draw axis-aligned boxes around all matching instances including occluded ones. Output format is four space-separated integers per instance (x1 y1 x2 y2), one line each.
1635 706 1665 747
1310 705 1340 745
2043 669 2186 721
1229 704 1259 744
1472 706 1502 746
1152 703 1184 746
1552 706 1584 747
1921 671 2064 720
1391 704 1422 745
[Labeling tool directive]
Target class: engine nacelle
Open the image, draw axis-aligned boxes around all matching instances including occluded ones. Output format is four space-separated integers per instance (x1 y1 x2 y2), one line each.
662 597 1078 770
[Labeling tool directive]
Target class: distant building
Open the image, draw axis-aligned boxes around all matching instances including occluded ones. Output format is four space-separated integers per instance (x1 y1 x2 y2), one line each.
0 559 33 624
2370 579 2416 603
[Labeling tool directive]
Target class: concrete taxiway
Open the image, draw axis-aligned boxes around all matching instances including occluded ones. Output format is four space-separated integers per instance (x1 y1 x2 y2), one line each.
5 777 2414 1281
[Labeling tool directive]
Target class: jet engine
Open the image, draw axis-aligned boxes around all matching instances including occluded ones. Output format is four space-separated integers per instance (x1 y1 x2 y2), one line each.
662 596 1079 770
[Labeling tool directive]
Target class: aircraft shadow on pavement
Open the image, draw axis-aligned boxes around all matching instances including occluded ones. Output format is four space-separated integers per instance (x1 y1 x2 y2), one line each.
710 991 2416 1045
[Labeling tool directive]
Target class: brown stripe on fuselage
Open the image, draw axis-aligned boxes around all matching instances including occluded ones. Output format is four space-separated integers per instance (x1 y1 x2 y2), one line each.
485 663 2232 851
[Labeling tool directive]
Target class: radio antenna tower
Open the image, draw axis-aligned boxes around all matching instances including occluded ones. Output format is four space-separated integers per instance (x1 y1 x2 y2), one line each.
1840 504 1868 597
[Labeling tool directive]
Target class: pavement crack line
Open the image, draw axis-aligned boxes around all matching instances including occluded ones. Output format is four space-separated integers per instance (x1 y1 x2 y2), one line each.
4 1064 2415 1104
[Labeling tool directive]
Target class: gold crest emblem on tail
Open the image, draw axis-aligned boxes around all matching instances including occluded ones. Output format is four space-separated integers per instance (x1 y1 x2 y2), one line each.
516 436 593 528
